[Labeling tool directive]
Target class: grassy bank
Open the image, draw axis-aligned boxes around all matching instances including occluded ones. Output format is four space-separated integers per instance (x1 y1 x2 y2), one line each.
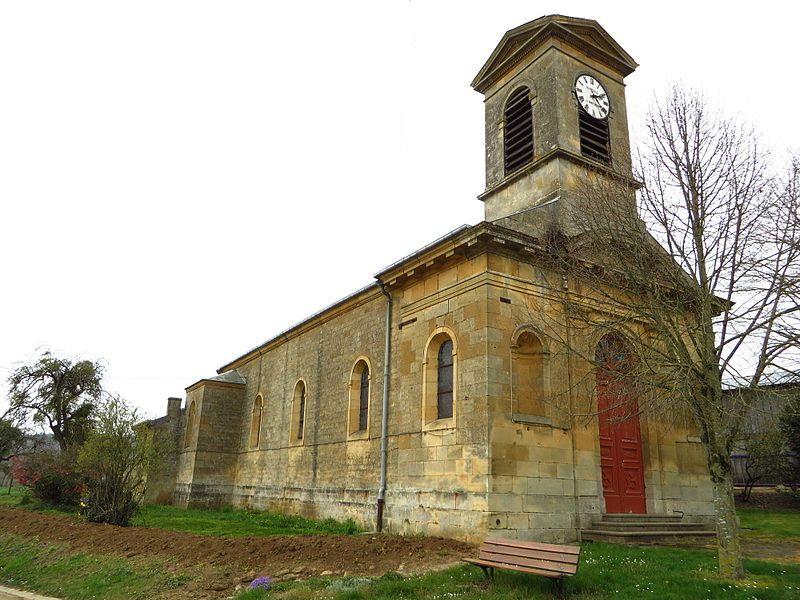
0 486 360 537
237 543 800 600
0 533 193 599
131 504 360 537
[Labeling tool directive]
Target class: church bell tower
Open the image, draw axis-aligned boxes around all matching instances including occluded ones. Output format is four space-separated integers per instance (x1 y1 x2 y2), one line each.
472 15 638 236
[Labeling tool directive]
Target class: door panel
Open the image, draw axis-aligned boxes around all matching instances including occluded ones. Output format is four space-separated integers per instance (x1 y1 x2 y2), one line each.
596 352 647 514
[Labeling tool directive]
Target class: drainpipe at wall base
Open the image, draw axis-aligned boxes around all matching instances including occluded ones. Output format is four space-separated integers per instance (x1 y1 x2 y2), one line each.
376 279 393 532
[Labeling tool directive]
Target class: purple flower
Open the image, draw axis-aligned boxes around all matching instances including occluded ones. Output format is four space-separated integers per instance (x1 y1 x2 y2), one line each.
248 576 272 590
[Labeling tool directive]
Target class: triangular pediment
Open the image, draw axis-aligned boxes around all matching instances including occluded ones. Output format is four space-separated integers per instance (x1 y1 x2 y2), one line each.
472 15 638 94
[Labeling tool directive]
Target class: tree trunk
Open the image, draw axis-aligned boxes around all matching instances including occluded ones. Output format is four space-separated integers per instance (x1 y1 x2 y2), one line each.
708 451 744 578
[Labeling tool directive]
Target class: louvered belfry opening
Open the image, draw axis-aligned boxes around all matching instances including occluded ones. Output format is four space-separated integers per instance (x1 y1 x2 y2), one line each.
503 87 534 175
579 108 611 164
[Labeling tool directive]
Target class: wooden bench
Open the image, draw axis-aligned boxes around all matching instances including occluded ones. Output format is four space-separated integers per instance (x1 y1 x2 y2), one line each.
463 538 581 595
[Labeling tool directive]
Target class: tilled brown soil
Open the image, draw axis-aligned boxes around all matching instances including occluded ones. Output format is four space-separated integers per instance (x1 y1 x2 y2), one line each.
0 507 474 597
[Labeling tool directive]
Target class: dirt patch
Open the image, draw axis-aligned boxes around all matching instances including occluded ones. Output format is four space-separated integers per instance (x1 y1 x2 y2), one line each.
742 539 800 564
0 507 473 598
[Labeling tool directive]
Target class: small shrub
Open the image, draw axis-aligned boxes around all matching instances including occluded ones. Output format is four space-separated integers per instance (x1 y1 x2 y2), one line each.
77 395 164 526
10 451 82 507
779 394 800 490
739 430 788 501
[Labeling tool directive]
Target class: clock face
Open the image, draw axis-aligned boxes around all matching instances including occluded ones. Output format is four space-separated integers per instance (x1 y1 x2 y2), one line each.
575 75 610 119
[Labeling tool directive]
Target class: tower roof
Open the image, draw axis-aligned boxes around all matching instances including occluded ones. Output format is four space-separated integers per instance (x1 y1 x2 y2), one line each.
472 15 638 94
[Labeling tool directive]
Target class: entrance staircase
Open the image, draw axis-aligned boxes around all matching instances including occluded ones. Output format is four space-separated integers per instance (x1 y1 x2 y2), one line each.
581 513 716 546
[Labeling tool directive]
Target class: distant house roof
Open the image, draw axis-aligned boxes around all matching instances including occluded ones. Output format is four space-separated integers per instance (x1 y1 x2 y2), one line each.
140 415 169 428
722 372 800 392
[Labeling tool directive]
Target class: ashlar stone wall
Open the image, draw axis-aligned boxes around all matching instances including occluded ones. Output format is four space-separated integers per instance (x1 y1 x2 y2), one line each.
170 252 495 540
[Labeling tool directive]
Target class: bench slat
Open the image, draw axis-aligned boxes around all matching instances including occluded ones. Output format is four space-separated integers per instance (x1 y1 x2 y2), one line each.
464 558 566 580
479 544 580 565
484 538 580 555
477 550 578 575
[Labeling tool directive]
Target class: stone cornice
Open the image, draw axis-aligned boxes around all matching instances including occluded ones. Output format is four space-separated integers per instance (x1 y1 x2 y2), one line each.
478 147 639 202
216 223 555 375
217 283 385 373
472 15 638 94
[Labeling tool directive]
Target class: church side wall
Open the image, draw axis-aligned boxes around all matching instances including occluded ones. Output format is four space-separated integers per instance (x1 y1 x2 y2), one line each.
384 253 491 539
174 383 245 508
220 253 491 540
174 387 202 507
141 401 184 505
230 290 387 527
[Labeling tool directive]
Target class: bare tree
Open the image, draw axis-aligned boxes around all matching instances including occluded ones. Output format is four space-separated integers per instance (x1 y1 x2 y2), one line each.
527 88 799 578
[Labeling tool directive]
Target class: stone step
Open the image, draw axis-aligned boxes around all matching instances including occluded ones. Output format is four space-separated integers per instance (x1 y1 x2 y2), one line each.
600 513 684 523
591 521 712 533
581 529 717 545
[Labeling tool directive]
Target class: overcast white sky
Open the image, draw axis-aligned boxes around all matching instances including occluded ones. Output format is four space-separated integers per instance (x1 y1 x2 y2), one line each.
1 1 797 419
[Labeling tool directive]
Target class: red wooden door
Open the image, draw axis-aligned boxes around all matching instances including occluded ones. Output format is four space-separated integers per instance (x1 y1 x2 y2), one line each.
596 340 646 514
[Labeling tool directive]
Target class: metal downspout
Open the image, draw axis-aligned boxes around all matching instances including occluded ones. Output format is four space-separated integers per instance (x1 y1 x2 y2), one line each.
376 279 392 532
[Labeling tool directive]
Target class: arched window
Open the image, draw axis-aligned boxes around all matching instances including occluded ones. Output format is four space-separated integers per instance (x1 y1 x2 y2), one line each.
348 359 371 436
437 340 454 419
504 86 533 175
595 333 634 385
512 330 548 420
291 380 306 442
183 400 196 449
423 329 457 428
249 395 263 449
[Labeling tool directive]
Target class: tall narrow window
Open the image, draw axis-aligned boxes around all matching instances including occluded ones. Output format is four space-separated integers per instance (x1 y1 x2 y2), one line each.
348 359 371 437
291 380 306 443
249 395 263 449
297 386 305 440
359 366 369 431
184 401 196 449
437 339 454 419
423 329 457 428
504 86 533 175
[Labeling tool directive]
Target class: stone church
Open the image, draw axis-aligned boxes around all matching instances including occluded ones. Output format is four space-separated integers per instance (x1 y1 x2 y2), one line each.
146 15 715 543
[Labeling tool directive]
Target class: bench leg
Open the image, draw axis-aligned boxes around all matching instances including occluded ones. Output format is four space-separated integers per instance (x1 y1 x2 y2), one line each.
477 565 493 581
554 577 566 598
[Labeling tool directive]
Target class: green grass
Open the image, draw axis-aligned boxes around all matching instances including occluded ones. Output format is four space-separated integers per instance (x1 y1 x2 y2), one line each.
0 533 193 600
739 507 800 540
1 487 360 537
236 543 800 600
3 485 799 599
131 503 361 537
0 486 74 515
